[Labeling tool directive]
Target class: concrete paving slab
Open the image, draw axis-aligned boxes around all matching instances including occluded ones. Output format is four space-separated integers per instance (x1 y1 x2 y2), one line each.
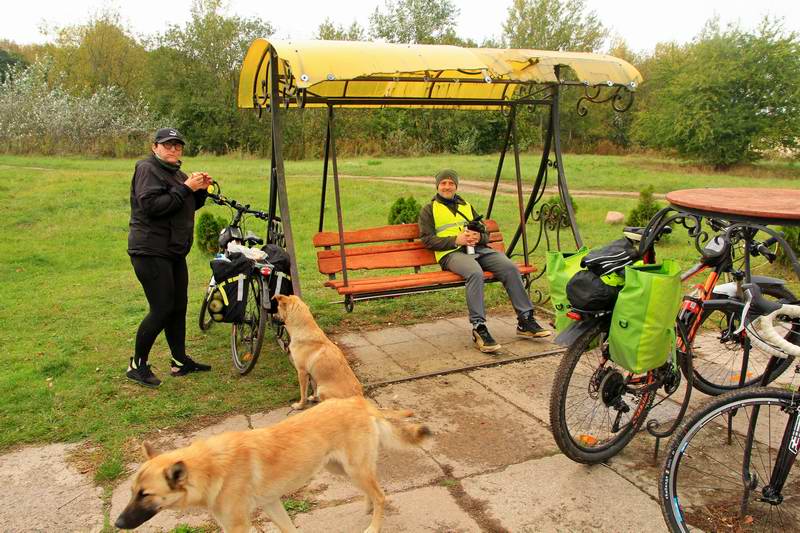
335 331 372 348
293 485 481 532
380 338 441 360
250 406 295 429
363 327 419 346
468 357 562 425
0 443 104 533
391 353 466 374
407 318 466 338
461 454 668 532
371 373 559 477
297 444 443 505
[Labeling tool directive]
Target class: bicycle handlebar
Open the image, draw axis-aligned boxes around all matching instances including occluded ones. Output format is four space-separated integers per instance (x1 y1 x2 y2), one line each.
741 283 800 358
208 192 270 220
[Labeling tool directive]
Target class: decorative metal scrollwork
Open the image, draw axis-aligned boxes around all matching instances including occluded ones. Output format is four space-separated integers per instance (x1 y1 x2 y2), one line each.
525 199 572 306
576 85 635 116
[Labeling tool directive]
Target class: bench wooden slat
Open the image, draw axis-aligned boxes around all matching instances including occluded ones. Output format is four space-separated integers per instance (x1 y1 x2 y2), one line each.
313 219 502 247
318 241 506 274
332 265 538 295
315 232 504 260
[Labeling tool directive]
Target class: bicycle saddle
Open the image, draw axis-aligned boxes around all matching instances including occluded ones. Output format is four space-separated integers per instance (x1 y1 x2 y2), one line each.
244 232 264 246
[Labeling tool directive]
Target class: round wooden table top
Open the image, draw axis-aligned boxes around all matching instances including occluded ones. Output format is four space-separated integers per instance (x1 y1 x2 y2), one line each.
666 188 800 225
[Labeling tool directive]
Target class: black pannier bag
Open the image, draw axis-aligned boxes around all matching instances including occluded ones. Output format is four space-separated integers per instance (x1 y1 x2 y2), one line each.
210 253 252 323
581 238 639 277
566 270 622 312
262 244 293 313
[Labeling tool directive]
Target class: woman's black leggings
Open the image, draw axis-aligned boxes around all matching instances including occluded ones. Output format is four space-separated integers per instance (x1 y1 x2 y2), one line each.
130 255 188 364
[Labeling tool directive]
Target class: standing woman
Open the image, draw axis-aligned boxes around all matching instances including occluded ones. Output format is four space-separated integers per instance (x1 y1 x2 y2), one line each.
126 128 213 387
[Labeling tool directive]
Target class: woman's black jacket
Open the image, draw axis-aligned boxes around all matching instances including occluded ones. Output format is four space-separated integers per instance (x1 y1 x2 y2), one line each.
127 154 207 258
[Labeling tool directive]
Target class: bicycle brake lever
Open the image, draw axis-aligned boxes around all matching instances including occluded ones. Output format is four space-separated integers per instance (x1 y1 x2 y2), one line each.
733 286 753 335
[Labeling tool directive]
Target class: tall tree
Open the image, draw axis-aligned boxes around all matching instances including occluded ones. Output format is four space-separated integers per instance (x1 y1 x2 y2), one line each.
369 0 459 44
633 18 800 168
0 47 28 83
316 18 366 41
45 11 148 97
502 0 606 51
149 0 274 154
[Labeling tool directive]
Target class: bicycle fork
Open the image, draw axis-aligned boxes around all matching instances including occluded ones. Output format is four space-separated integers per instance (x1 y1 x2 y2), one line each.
740 402 800 514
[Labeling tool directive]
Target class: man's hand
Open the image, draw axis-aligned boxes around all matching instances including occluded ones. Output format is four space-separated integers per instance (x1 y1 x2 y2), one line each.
455 229 480 246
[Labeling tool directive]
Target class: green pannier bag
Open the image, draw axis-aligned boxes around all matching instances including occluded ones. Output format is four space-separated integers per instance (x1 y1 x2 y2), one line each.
608 260 683 374
546 247 589 333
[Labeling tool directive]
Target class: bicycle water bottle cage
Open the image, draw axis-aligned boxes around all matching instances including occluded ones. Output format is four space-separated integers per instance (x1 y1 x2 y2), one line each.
701 235 730 267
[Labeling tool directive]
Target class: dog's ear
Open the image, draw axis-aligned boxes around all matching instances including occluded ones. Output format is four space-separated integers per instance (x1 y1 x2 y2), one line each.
165 461 187 490
142 442 158 459
275 294 288 303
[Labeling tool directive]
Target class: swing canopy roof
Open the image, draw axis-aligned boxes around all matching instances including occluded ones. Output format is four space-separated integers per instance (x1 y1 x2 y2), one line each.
238 39 643 110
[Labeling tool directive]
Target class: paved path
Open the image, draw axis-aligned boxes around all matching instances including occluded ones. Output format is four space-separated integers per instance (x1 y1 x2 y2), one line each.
1 312 704 533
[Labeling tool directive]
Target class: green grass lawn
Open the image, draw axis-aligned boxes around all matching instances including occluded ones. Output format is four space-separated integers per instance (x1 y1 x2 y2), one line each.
0 152 796 482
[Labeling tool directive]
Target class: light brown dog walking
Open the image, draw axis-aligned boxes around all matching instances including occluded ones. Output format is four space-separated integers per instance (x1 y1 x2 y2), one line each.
115 396 431 533
275 294 363 409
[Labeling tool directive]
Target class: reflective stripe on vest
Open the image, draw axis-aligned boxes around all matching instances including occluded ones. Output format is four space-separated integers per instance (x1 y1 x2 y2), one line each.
432 199 474 262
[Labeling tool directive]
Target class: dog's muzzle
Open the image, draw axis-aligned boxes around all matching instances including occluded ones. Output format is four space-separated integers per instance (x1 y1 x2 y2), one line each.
114 503 159 529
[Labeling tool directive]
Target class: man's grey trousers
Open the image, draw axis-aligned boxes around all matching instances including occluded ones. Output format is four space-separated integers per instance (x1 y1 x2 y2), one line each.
440 246 534 326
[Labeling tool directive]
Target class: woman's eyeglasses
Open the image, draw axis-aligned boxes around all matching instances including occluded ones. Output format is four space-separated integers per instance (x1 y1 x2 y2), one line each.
160 142 184 150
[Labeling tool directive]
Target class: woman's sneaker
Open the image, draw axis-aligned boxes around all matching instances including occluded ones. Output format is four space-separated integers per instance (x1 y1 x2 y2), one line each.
126 358 161 388
472 324 501 353
517 312 552 338
171 356 212 376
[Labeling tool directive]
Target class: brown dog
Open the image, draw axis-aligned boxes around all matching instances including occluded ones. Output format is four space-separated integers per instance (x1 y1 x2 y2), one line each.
275 294 363 409
114 396 430 533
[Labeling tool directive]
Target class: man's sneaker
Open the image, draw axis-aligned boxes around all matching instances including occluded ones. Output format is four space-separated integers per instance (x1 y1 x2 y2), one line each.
171 356 212 377
126 358 161 388
472 324 501 353
517 312 552 338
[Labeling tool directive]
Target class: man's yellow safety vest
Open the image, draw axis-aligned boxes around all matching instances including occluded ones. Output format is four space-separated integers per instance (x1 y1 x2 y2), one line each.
432 199 475 262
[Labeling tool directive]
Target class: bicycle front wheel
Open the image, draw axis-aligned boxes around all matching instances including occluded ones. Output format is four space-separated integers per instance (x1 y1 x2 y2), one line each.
660 387 800 532
231 276 266 375
548 322 654 464
692 285 797 396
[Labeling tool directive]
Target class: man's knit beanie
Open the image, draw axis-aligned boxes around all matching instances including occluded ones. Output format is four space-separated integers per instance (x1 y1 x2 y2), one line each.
435 169 460 188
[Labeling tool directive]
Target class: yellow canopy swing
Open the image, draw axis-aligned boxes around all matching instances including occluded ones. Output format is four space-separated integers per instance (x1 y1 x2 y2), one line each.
237 39 642 307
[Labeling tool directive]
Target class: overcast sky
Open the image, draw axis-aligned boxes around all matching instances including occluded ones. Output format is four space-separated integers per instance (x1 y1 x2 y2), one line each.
2 0 799 54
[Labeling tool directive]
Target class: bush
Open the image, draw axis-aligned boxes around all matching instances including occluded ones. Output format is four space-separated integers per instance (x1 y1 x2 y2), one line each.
388 196 421 225
196 212 227 254
626 186 661 227
777 226 800 267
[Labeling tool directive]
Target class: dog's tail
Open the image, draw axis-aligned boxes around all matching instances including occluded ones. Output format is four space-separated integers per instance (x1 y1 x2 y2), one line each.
375 407 431 449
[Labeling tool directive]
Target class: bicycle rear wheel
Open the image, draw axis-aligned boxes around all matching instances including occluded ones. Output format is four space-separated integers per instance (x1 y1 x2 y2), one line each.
692 285 797 396
231 276 266 375
660 387 800 532
548 323 655 464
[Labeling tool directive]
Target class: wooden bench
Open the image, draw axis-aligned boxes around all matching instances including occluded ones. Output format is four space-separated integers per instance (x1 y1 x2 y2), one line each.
313 220 537 311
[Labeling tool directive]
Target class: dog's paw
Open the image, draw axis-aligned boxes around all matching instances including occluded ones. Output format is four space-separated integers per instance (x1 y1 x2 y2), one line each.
291 401 306 410
308 394 319 403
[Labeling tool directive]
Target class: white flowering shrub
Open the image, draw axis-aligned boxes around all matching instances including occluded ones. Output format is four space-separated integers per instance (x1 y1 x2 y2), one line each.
0 58 166 156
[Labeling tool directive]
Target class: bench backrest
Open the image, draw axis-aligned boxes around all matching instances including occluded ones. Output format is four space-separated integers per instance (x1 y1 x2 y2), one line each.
314 220 506 275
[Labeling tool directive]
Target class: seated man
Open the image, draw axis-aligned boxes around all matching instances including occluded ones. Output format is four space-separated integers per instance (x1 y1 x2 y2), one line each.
419 169 551 353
